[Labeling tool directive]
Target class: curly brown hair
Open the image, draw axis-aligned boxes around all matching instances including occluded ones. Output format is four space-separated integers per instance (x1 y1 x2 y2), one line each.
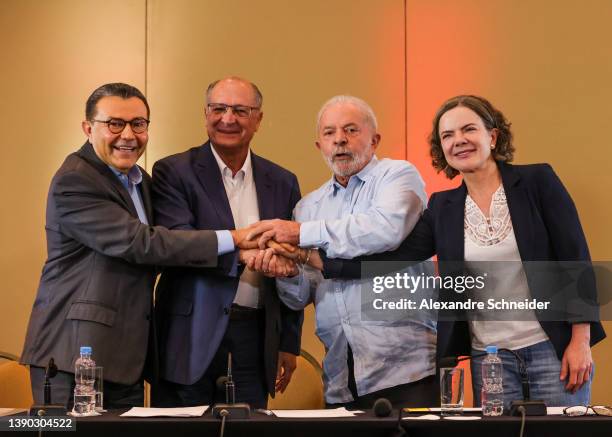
429 95 515 179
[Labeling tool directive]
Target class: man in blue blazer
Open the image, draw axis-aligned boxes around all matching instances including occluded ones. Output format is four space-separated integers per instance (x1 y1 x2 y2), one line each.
151 77 302 408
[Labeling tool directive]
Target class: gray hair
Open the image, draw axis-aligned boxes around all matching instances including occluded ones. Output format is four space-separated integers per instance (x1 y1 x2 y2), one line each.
316 95 378 133
206 76 263 108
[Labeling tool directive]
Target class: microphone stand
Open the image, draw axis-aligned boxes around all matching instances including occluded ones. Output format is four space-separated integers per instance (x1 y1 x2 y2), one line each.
29 358 67 416
497 349 546 416
212 352 251 419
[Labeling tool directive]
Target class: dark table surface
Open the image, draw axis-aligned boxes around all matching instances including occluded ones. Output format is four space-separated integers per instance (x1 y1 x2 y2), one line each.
3 409 612 437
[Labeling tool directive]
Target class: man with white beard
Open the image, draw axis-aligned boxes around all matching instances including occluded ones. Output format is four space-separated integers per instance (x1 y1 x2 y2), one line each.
247 96 437 408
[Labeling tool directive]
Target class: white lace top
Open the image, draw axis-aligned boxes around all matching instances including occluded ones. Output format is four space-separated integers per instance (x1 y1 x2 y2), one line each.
464 185 549 351
465 185 513 246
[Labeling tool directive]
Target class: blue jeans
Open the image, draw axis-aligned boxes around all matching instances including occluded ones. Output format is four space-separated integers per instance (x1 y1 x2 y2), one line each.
471 340 592 410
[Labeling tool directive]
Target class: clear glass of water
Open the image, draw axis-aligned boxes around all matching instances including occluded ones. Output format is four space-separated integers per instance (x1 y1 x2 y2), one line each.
72 390 95 416
93 366 104 412
440 367 464 415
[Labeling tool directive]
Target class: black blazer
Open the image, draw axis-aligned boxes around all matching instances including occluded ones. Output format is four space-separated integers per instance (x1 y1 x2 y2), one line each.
151 142 303 395
322 162 605 361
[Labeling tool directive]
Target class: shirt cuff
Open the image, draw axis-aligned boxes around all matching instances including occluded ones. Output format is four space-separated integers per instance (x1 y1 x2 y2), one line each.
299 220 324 248
215 230 235 255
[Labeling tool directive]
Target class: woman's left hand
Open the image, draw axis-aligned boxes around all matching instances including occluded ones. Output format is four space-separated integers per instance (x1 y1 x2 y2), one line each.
560 323 592 393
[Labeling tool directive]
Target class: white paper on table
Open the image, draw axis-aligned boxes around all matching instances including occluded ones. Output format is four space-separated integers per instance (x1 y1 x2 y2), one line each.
427 407 482 412
444 416 482 420
120 406 208 417
272 408 358 418
403 414 440 420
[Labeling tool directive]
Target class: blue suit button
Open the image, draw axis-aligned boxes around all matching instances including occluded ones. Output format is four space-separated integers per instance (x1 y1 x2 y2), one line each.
223 307 230 315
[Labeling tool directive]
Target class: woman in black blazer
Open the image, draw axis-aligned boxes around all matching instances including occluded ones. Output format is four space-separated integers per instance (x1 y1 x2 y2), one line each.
320 95 605 409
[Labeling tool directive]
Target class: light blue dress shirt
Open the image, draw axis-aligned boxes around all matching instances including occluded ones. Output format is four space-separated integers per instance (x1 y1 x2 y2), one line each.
109 165 149 225
109 165 233 255
277 157 436 404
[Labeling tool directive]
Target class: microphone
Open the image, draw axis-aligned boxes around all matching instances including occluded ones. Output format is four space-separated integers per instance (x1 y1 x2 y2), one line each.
373 398 392 417
29 357 67 416
216 376 228 391
373 399 407 437
43 358 58 405
212 352 250 419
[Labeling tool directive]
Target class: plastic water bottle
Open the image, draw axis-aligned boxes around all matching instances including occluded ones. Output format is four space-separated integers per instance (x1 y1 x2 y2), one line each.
481 345 504 416
73 346 96 415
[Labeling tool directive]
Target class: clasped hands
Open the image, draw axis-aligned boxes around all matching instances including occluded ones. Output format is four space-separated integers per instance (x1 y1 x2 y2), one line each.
230 219 304 278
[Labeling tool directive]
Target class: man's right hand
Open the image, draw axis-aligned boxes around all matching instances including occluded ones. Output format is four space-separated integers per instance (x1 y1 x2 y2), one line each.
245 219 301 248
231 227 259 249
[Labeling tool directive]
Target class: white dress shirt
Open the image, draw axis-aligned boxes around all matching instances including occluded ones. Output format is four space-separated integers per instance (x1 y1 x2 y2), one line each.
211 145 262 308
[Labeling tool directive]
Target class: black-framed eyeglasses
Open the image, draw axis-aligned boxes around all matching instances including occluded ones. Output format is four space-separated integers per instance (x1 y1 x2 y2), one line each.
206 103 260 118
563 405 612 416
91 118 150 134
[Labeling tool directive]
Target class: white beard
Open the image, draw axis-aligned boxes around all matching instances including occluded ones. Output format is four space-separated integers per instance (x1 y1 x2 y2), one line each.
323 148 372 179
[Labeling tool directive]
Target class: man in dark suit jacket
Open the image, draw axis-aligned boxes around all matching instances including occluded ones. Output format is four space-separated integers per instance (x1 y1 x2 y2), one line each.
21 83 255 409
151 77 303 408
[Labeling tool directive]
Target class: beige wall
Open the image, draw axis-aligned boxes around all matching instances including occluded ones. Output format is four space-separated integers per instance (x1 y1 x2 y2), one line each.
405 0 612 405
0 0 145 358
0 0 610 404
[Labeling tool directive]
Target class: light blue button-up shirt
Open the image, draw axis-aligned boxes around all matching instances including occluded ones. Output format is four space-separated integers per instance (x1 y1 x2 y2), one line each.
277 157 436 403
109 165 149 225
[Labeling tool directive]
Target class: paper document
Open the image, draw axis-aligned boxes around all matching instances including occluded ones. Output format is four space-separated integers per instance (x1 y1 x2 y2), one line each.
403 414 440 420
120 406 208 417
405 407 481 413
272 408 359 418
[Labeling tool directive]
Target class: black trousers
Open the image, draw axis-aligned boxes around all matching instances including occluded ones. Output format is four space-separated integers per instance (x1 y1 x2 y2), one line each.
30 366 144 409
153 306 268 409
327 344 439 409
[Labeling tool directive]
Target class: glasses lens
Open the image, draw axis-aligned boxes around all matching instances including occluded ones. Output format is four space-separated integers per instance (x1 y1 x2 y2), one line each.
565 406 588 416
107 119 126 134
232 106 251 118
593 406 612 416
208 104 228 116
131 119 148 133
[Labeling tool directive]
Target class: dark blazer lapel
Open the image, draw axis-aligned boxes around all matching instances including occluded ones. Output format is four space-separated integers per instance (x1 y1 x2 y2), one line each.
442 184 467 262
252 152 276 220
500 163 533 260
193 142 236 229
77 142 139 217
139 170 154 224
